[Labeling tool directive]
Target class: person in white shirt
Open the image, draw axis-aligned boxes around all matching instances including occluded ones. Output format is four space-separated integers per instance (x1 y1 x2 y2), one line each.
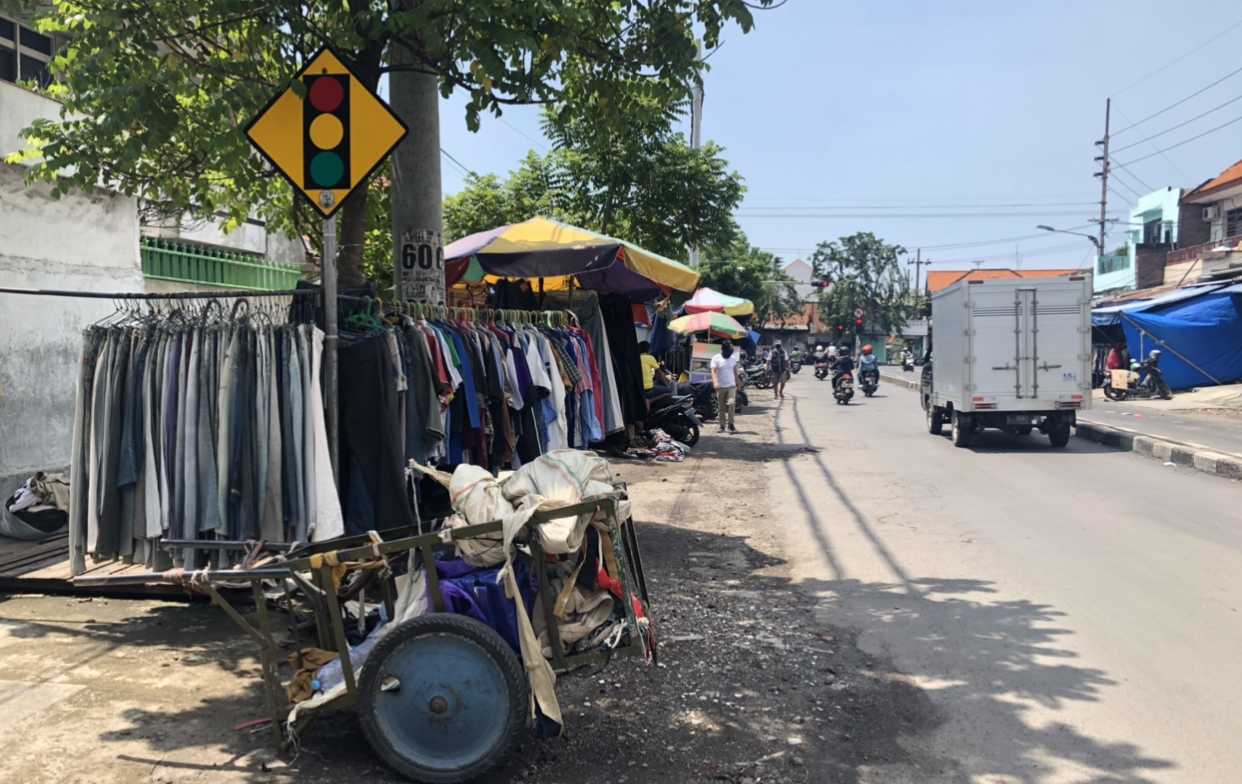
710 340 740 434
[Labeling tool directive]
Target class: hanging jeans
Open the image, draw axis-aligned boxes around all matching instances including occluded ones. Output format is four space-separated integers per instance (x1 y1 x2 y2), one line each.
339 335 416 536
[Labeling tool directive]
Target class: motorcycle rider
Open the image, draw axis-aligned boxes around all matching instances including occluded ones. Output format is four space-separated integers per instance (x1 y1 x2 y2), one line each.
768 339 790 400
858 344 879 387
790 346 803 365
901 347 914 368
639 341 672 400
831 347 855 390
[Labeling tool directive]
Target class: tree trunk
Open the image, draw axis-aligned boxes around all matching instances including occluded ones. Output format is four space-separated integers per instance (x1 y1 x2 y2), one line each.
390 48 445 304
337 189 368 285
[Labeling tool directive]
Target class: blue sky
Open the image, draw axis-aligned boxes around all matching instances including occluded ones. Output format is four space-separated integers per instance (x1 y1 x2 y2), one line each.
432 0 1242 274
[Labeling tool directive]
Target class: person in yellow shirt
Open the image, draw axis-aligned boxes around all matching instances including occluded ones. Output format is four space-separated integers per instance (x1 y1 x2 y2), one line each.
639 341 672 399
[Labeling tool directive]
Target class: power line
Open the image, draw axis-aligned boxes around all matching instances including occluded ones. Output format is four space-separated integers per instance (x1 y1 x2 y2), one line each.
1107 171 1144 200
1107 185 1135 207
497 116 549 152
735 211 1099 219
440 148 474 177
1111 105 1194 180
1108 151 1156 191
912 225 1101 251
1113 64 1242 135
1115 112 1242 166
1112 92 1242 152
1110 15 1242 97
740 201 1099 210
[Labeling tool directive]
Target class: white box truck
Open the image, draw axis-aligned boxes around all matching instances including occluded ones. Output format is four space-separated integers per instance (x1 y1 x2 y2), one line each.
921 275 1093 448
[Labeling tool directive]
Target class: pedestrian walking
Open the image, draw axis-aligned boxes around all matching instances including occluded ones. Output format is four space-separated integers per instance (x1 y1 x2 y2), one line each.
767 340 790 399
711 340 739 434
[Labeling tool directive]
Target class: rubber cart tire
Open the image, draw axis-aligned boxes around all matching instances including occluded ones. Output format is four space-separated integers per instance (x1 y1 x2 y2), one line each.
357 614 527 784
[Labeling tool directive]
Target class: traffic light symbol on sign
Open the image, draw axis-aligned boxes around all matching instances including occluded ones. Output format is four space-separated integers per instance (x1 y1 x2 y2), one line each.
304 75 351 192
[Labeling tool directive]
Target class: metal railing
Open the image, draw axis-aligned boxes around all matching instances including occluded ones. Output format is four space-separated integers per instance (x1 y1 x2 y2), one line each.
1167 233 1242 265
140 237 302 291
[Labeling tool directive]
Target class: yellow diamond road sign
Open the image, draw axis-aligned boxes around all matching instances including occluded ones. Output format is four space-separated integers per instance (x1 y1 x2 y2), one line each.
245 46 408 218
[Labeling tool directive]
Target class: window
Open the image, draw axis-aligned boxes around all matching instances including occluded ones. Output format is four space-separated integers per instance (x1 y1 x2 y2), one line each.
1142 219 1163 245
0 14 52 87
0 18 15 83
1227 208 1242 239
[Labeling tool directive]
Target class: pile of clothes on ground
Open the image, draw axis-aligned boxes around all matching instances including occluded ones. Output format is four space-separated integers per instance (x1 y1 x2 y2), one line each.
2 472 71 540
612 428 692 462
285 450 640 739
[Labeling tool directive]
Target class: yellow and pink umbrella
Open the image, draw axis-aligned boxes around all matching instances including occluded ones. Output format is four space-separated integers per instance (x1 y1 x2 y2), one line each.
667 311 749 340
683 287 755 316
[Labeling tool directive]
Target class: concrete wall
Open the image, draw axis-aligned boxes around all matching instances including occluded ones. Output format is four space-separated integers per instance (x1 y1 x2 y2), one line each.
1177 199 1212 248
0 81 65 162
0 162 145 482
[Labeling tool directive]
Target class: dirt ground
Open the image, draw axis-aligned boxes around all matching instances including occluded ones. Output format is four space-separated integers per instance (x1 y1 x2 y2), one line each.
0 393 929 784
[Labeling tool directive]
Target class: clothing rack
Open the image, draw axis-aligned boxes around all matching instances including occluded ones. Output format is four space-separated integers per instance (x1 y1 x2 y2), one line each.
337 294 579 328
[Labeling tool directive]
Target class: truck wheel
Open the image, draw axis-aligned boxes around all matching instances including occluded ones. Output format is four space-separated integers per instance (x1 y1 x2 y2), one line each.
951 413 973 448
926 405 943 435
1048 424 1071 448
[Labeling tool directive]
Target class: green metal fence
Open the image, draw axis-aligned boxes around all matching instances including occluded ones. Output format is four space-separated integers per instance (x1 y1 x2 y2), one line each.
140 237 303 291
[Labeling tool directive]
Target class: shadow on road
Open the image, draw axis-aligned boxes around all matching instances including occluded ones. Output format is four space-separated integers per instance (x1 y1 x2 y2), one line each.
766 397 1176 783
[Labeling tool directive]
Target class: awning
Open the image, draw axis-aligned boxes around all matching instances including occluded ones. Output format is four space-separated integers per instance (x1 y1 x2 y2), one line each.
443 216 700 301
1092 284 1225 325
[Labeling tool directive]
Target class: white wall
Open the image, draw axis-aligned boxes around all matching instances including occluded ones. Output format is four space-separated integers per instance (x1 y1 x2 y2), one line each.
0 80 65 162
0 162 145 482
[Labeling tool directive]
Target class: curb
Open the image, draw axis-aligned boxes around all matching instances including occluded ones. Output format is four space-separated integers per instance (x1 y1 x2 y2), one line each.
878 372 1242 480
1073 421 1242 480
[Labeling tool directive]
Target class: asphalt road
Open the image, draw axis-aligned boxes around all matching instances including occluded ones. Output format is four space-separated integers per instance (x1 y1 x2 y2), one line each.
764 376 1242 784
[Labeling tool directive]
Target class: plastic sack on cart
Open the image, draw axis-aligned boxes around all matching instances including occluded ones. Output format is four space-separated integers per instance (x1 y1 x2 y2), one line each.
2 473 70 541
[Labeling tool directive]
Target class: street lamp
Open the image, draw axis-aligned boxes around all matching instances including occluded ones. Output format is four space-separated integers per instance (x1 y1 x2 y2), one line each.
1036 225 1101 252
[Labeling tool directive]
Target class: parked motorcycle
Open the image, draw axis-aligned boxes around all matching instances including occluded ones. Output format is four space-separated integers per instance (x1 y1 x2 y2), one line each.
833 373 855 404
860 368 879 397
645 393 703 446
686 381 719 422
743 362 771 389
1102 353 1172 401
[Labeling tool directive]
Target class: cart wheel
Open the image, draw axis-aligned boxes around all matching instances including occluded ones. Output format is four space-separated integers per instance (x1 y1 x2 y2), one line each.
357 615 527 783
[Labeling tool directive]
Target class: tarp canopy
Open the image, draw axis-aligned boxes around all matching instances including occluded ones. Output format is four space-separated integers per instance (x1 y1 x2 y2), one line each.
443 217 700 301
683 287 755 316
1092 285 1222 325
1121 288 1242 389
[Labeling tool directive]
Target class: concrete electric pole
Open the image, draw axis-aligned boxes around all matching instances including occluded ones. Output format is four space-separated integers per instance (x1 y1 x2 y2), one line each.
688 41 704 268
1093 98 1111 257
390 48 446 305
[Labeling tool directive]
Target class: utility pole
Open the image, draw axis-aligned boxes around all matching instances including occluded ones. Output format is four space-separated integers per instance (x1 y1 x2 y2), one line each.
391 45 446 304
1093 98 1111 257
688 40 704 268
907 249 930 293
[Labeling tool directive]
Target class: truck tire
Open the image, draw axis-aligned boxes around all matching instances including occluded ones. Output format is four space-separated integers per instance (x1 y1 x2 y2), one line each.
926 405 943 435
951 413 973 448
1048 424 1071 448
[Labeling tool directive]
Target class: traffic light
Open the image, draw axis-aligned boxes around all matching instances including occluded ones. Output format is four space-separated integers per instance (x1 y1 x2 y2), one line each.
855 317 863 327
837 324 844 332
813 280 830 290
304 74 351 192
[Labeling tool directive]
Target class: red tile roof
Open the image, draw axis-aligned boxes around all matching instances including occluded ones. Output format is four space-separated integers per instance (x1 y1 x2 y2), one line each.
1185 158 1242 201
763 302 818 329
926 268 1086 293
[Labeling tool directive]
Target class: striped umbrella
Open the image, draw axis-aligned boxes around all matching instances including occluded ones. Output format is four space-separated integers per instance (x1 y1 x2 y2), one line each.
683 287 755 316
667 311 749 339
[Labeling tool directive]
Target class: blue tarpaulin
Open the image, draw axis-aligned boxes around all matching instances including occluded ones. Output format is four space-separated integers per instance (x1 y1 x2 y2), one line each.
1092 285 1222 326
1121 288 1242 390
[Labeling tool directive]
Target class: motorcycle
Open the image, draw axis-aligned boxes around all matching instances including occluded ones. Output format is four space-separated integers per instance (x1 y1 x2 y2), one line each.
790 359 802 375
743 362 771 389
685 381 719 422
645 393 703 446
833 373 855 404
901 355 915 372
860 368 879 397
814 360 829 381
1102 360 1172 401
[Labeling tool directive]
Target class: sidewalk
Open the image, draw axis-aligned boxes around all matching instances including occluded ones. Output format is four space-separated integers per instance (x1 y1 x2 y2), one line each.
878 368 1242 479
